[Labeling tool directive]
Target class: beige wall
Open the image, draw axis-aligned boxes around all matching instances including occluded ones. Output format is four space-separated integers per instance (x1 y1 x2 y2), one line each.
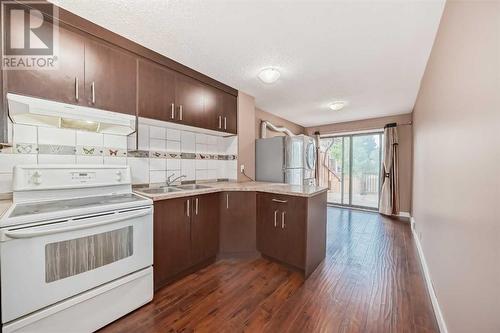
412 1 500 332
237 92 256 182
306 113 413 214
255 108 305 139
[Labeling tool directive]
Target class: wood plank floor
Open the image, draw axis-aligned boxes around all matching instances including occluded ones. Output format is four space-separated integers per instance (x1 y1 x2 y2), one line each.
100 207 439 333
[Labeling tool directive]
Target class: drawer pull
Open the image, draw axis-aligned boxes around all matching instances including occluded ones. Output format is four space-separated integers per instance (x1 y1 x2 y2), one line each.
274 210 278 227
171 103 175 119
281 211 286 229
272 199 287 203
186 199 190 217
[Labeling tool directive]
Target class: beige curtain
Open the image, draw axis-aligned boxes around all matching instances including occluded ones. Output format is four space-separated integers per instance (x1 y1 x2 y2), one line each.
379 124 399 215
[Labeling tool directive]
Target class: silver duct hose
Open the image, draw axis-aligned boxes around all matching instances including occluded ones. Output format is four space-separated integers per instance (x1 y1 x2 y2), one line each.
260 120 295 138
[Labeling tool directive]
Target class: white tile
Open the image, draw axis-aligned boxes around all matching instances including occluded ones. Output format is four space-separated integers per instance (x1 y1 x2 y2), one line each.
104 134 127 149
149 171 166 184
76 155 103 165
38 127 75 145
138 124 149 150
104 157 127 165
196 133 208 144
167 159 180 170
196 170 208 180
127 157 149 184
207 135 217 145
166 128 180 141
227 160 238 180
0 154 37 173
0 173 13 193
196 144 207 154
150 139 166 152
207 160 217 170
216 137 225 154
166 140 181 153
196 159 207 170
216 160 227 179
13 124 37 143
206 144 218 154
181 159 195 181
76 131 103 147
38 154 75 165
181 132 196 153
207 169 217 180
149 126 166 139
225 136 238 155
149 158 167 171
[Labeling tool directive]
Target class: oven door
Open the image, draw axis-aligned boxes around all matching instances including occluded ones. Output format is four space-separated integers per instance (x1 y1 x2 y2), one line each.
0 206 153 323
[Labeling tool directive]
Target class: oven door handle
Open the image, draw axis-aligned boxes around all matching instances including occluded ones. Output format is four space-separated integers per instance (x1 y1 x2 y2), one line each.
2 210 150 240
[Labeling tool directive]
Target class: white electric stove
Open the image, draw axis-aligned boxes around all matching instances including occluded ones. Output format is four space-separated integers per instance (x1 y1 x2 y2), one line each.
0 165 153 333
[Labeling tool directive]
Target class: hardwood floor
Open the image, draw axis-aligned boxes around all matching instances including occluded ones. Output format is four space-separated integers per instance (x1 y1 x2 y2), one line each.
100 207 438 333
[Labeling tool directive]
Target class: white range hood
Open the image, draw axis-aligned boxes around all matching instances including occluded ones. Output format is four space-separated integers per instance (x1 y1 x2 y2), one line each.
7 93 136 135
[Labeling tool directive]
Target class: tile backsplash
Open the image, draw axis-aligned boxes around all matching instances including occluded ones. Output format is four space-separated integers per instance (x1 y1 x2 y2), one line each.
0 120 238 193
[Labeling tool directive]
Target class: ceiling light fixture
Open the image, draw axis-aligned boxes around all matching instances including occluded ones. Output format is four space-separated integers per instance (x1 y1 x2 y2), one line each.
329 101 347 111
258 67 280 84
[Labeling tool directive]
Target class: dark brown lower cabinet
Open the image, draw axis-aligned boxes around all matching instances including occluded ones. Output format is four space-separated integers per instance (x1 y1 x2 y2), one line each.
219 191 257 256
257 192 327 277
153 193 219 291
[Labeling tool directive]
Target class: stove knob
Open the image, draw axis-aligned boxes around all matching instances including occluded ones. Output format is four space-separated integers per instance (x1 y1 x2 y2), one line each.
31 171 42 185
115 171 123 182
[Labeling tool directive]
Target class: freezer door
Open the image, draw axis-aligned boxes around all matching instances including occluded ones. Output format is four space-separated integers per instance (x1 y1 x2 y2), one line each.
284 169 305 185
284 136 304 169
256 137 285 182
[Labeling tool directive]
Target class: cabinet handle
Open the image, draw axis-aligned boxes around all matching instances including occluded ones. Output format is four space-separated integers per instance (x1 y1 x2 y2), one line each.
226 193 229 209
171 103 175 119
195 198 199 215
179 105 183 121
186 199 190 217
74 77 79 101
224 117 227 130
274 210 278 227
91 81 95 104
218 115 222 129
281 211 286 229
272 199 287 203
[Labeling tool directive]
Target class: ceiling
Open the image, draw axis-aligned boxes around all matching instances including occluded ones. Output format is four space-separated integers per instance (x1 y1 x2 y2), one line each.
50 0 445 127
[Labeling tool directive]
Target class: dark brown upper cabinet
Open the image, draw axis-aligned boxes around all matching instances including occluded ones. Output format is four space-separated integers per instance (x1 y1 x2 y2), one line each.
138 59 176 122
223 92 237 134
175 74 205 128
5 25 85 105
203 85 223 131
84 39 137 115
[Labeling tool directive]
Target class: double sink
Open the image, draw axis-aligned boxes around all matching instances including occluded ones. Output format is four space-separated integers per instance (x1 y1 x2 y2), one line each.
138 184 212 194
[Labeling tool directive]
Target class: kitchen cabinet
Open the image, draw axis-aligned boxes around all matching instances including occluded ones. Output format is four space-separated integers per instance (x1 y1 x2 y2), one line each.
175 74 205 128
222 93 237 134
5 25 85 105
84 38 137 115
138 59 176 122
257 192 327 276
219 191 256 256
153 193 219 290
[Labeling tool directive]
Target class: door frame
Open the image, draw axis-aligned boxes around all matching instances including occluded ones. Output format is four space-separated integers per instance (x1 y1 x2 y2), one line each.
320 130 383 210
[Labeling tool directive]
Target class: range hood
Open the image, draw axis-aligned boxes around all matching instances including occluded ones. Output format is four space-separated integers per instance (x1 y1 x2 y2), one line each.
6 93 136 135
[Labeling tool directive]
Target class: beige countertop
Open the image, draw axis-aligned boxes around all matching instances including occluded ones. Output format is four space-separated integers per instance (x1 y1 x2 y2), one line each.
0 199 12 219
134 181 328 201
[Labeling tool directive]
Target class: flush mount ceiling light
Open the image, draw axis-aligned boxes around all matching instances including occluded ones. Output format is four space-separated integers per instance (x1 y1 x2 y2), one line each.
329 101 347 111
258 67 281 84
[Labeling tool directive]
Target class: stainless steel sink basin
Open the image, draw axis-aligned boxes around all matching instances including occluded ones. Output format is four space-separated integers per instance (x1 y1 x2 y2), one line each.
175 184 212 190
140 187 182 194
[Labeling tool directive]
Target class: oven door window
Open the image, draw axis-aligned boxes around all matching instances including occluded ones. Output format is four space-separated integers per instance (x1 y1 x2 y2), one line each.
45 226 133 283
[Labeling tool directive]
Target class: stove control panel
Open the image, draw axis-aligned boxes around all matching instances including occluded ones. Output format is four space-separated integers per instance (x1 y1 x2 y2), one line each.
71 172 96 183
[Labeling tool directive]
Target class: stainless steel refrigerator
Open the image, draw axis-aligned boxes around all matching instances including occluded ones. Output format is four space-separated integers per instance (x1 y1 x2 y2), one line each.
255 135 316 186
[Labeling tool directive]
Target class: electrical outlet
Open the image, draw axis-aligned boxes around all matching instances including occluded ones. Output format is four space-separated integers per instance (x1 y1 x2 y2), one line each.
240 164 245 173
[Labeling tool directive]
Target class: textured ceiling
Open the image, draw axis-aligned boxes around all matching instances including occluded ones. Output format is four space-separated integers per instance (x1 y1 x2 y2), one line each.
50 0 445 127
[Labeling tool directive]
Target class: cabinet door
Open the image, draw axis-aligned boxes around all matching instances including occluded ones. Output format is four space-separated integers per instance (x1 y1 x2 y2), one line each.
256 193 285 261
175 74 205 127
84 39 137 115
138 59 176 121
219 191 256 254
281 196 306 269
191 193 219 264
223 93 238 134
153 197 192 290
5 25 85 105
203 86 223 131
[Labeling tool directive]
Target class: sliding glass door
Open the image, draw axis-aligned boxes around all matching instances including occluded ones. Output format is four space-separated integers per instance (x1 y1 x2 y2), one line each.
318 132 382 209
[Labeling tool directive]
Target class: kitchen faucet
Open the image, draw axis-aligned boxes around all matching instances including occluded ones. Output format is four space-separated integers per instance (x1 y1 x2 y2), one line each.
166 173 187 186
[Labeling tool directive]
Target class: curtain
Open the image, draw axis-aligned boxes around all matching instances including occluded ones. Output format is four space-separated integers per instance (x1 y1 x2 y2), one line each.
379 124 400 215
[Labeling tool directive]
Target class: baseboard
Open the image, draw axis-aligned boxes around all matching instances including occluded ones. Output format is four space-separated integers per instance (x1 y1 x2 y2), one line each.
411 218 448 333
399 211 411 219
